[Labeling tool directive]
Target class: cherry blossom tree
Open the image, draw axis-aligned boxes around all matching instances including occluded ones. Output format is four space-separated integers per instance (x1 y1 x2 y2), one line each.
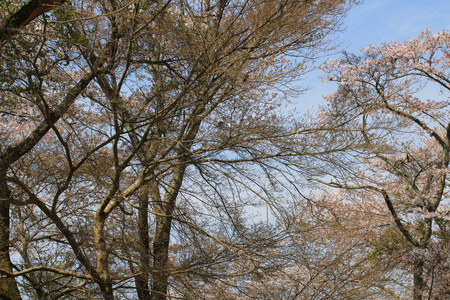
0 0 358 299
169 190 403 300
317 30 450 299
0 1 99 298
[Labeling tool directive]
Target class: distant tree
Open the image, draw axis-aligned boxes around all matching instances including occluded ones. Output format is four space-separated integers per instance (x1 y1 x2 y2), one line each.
316 30 450 299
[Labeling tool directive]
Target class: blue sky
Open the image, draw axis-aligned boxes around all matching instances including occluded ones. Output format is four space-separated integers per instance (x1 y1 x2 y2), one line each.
301 0 450 108
337 0 450 52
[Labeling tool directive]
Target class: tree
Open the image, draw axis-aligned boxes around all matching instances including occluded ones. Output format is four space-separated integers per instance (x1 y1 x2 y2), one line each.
0 0 358 298
316 30 450 299
0 2 97 298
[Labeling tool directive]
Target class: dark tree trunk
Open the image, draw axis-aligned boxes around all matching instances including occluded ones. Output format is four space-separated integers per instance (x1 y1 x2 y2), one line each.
99 284 114 300
149 166 185 300
136 183 151 300
413 258 424 300
0 171 22 300
151 214 173 300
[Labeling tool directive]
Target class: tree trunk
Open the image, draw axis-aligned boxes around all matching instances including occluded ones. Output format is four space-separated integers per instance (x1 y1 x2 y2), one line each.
99 284 114 300
151 214 173 300
0 171 22 300
136 183 151 300
149 166 186 300
93 212 114 300
413 258 424 300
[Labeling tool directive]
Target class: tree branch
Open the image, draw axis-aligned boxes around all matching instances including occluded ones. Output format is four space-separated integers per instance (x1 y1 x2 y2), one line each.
0 265 91 280
310 178 421 247
0 0 67 42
